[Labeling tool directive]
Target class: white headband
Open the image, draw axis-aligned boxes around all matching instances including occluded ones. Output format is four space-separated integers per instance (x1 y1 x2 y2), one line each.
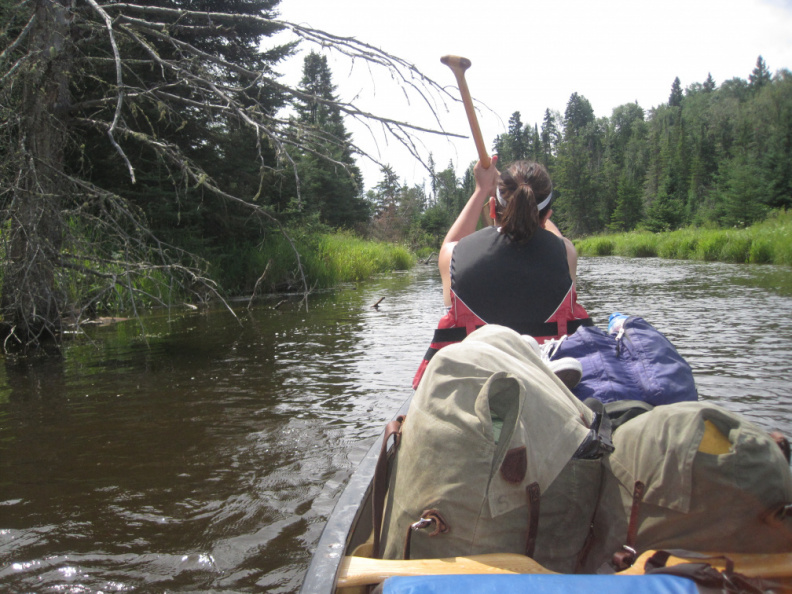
496 186 553 211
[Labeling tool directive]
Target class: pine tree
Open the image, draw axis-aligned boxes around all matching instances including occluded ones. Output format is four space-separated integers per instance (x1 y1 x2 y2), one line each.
540 109 561 168
749 55 772 91
371 165 405 241
716 150 768 227
294 51 368 228
507 112 529 161
669 77 684 107
530 124 542 162
609 173 643 231
493 111 528 165
564 93 595 134
555 93 600 234
435 163 462 214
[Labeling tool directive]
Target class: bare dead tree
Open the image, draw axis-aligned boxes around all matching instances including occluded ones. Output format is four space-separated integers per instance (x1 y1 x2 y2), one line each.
0 0 463 353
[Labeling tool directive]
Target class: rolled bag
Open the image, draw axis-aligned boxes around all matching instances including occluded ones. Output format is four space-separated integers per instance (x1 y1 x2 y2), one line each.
581 401 792 573
380 325 606 573
550 316 697 405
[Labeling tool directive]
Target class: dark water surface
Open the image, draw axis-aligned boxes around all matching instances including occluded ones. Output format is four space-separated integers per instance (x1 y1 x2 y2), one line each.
1 257 791 592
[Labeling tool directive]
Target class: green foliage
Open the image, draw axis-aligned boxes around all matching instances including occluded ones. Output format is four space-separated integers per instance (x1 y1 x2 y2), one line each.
486 57 791 240
292 52 369 228
493 111 543 165
618 233 658 258
208 230 415 296
749 238 775 264
694 231 731 261
575 209 792 266
311 233 415 283
656 230 698 259
369 165 432 244
669 77 684 107
585 237 615 256
417 204 453 248
750 56 772 91
720 234 753 263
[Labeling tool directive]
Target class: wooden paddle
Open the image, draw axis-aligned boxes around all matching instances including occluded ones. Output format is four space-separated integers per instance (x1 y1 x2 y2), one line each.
440 55 494 227
337 553 556 588
440 55 491 169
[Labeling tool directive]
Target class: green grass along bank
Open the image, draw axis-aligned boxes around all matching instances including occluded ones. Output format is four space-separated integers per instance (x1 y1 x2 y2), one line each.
574 210 792 266
214 231 416 297
244 210 791 302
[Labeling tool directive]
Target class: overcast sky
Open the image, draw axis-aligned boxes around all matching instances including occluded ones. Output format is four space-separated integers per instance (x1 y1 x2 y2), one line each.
275 0 792 190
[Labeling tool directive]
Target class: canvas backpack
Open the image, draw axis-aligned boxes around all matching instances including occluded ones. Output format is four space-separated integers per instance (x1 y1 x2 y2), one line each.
549 315 697 406
580 401 792 573
378 324 612 573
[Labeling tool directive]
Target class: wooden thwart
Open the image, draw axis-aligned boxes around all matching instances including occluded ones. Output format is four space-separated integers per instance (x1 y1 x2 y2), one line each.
337 550 792 588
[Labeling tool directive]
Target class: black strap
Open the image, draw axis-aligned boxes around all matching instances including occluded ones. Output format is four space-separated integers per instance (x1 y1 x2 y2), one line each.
423 346 439 363
568 317 594 332
431 327 470 344
644 551 770 594
591 399 655 431
431 317 593 348
575 399 615 459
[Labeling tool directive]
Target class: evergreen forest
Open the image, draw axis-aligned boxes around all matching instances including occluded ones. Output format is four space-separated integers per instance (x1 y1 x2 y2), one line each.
487 57 792 236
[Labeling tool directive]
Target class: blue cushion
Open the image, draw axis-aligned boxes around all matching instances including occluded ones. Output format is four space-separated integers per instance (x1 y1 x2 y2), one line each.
382 574 700 594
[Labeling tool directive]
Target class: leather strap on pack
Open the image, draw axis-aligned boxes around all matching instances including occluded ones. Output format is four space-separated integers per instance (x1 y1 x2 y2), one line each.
371 415 405 558
525 482 541 558
402 509 449 560
612 480 646 571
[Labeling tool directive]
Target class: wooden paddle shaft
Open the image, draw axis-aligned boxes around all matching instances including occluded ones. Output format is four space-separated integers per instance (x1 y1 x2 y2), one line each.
338 553 556 588
440 55 491 169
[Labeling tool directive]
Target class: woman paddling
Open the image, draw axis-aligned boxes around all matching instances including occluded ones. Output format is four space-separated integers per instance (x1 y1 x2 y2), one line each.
413 156 592 388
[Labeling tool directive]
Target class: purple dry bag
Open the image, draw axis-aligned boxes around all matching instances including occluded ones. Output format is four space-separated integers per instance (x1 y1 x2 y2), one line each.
549 315 697 405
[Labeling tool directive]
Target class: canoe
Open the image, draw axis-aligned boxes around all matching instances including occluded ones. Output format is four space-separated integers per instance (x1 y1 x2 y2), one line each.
300 393 792 593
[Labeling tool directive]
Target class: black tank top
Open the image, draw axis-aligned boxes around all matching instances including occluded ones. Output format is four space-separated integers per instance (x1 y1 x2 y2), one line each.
451 226 572 334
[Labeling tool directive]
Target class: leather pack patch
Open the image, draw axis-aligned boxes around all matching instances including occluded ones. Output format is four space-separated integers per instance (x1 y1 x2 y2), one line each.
500 446 527 484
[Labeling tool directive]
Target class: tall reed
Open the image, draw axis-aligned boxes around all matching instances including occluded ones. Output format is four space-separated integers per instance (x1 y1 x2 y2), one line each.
218 230 416 294
575 211 792 266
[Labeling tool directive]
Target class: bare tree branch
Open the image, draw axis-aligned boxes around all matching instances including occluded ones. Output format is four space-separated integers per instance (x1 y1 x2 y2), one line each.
0 12 36 64
85 0 136 183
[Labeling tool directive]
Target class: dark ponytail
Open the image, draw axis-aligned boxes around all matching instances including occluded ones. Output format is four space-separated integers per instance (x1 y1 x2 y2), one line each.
495 161 553 244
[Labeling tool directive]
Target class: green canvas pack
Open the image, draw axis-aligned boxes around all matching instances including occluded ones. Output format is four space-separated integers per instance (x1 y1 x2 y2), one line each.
379 325 607 573
581 401 792 573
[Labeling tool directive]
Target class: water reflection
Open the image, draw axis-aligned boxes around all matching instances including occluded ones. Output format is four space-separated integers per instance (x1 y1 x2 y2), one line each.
0 260 791 592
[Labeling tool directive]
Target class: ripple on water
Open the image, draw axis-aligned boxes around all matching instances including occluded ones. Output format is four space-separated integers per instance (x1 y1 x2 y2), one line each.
1 263 791 592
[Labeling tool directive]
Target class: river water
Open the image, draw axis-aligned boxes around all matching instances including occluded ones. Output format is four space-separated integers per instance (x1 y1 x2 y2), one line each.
1 257 791 592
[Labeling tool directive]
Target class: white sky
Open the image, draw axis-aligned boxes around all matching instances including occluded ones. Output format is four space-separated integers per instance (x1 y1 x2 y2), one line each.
274 0 792 191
